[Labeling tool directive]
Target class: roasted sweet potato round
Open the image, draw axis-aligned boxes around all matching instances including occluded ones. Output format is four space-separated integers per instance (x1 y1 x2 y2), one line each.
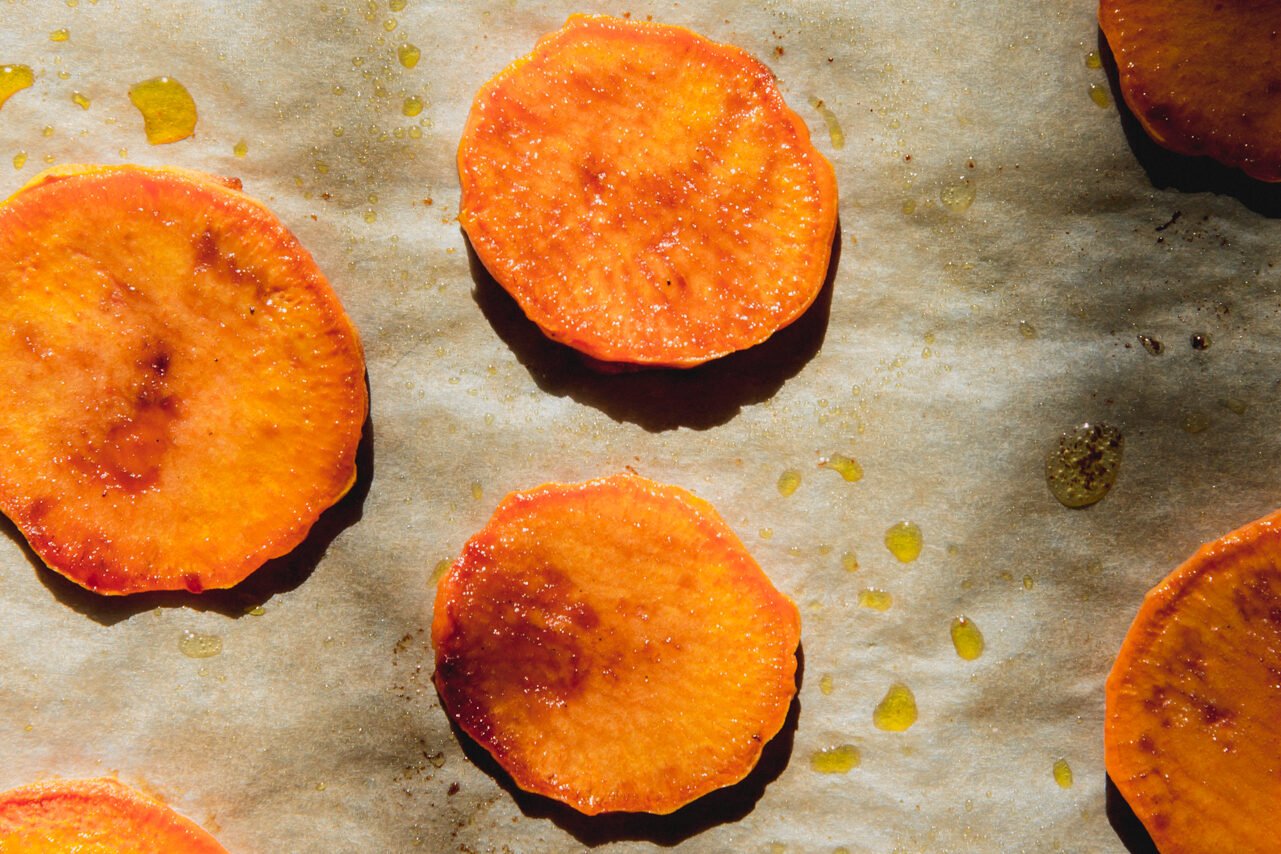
1106 509 1281 853
458 14 839 367
0 777 227 852
432 473 801 815
0 164 366 595
1100 0 1281 181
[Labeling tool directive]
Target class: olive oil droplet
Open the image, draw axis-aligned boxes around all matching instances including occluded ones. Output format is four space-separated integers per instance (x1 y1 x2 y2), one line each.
397 43 421 68
950 616 984 660
884 521 923 563
1088 83 1111 108
49 28 70 42
820 453 863 482
71 91 90 110
777 469 802 496
1053 758 1073 789
819 674 834 695
178 630 223 659
841 550 859 572
807 96 846 150
940 179 976 212
402 95 424 117
858 588 893 611
12 151 27 169
1084 50 1102 69
1045 422 1123 508
810 744 860 773
128 76 198 144
0 65 34 110
432 559 452 581
233 139 248 158
873 683 918 731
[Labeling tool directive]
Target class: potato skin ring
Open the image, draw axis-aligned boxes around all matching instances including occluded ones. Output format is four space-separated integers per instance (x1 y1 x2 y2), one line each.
432 473 801 815
458 14 839 367
0 164 366 595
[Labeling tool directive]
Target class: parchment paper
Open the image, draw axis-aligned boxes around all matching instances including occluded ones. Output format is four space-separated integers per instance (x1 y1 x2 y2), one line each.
2 1 1278 851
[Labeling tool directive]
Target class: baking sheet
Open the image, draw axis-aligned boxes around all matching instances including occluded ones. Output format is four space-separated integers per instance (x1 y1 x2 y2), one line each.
2 1 1279 851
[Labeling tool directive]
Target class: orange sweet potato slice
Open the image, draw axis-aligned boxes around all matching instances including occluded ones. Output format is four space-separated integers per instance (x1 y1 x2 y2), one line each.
1106 508 1281 852
1100 0 1281 181
432 472 801 815
0 777 227 852
458 14 839 368
0 164 366 595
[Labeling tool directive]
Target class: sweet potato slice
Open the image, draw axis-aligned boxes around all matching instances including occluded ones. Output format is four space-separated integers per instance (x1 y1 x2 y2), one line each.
432 473 801 815
1105 508 1281 852
0 164 366 595
0 777 227 852
458 14 839 367
1099 0 1281 181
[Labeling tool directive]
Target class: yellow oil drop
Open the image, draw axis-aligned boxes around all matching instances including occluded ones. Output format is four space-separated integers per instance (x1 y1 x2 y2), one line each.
884 521 923 563
397 42 421 68
1018 319 1037 339
1182 412 1211 434
71 90 90 109
12 151 26 169
408 126 422 139
128 76 198 144
808 96 846 150
777 468 802 496
470 481 483 500
1022 574 1035 590
402 94 424 117
819 674 834 695
49 28 70 42
245 605 265 616
810 744 861 773
363 209 378 223
1088 83 1111 108
1053 758 1074 789
759 527 773 540
873 683 918 732
432 559 452 581
389 0 407 10
841 550 859 572
940 179 976 212
0 65 34 110
233 139 248 158
1085 50 1102 69
41 125 54 138
950 616 984 661
858 588 893 611
1046 422 1123 508
178 630 223 659
820 453 863 482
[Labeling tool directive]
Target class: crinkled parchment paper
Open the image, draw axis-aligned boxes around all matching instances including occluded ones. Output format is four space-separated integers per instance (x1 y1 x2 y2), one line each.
2 1 1280 851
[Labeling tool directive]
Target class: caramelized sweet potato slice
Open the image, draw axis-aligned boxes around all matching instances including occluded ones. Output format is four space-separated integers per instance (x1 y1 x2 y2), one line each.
1100 0 1281 181
458 15 839 367
432 473 801 815
0 164 366 595
1106 509 1281 852
0 777 227 852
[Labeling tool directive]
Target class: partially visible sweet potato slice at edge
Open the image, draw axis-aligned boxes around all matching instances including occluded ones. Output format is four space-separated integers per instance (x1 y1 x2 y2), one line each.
432 473 801 815
1100 0 1281 181
0 777 227 853
459 14 839 368
1106 508 1281 853
0 164 366 595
